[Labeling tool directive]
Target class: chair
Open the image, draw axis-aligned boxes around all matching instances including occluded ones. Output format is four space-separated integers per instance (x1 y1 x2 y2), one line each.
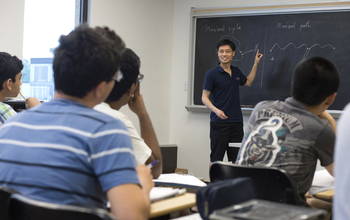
210 161 302 206
7 194 116 220
0 186 20 220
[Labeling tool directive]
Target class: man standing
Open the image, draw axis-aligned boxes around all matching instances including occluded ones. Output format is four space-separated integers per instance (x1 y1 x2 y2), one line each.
202 39 263 165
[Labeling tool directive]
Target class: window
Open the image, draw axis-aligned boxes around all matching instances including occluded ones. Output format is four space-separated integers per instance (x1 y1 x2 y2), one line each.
21 0 88 100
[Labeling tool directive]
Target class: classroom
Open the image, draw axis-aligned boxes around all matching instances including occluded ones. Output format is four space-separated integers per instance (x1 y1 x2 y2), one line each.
0 0 345 184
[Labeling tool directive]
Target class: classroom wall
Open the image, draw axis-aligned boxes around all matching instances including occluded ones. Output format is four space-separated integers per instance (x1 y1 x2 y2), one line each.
0 0 25 58
90 0 174 145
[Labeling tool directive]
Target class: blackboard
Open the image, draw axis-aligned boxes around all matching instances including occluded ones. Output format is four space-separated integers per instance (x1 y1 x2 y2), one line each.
189 4 350 111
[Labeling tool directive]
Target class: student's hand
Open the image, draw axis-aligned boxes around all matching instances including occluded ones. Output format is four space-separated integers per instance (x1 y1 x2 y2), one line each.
214 108 228 120
318 111 337 133
25 97 41 109
305 193 332 210
128 83 147 117
254 49 263 65
136 164 154 192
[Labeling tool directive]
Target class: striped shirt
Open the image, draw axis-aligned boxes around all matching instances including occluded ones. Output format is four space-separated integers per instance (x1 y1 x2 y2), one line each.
0 98 139 209
0 102 17 126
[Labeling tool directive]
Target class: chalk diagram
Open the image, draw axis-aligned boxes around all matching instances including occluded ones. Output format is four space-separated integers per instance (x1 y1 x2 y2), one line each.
269 42 336 61
220 35 259 61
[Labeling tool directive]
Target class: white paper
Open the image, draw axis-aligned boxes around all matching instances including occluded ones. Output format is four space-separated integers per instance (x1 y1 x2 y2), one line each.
309 169 334 195
153 174 207 187
149 187 186 202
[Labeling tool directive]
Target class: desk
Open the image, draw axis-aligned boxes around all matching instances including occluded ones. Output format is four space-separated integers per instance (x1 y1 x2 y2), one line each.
149 193 196 218
315 189 334 200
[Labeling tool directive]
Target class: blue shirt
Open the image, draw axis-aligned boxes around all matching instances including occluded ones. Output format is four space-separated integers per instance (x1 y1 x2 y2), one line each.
0 98 139 209
203 64 247 123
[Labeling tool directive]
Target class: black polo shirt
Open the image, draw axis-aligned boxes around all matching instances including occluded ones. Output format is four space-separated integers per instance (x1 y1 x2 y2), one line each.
203 64 247 123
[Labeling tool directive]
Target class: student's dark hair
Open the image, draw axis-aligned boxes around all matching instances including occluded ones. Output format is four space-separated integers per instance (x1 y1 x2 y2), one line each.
216 39 236 51
105 48 141 102
53 25 125 98
0 52 23 91
291 57 340 106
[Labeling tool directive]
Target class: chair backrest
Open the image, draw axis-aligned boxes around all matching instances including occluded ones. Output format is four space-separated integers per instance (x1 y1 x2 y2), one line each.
8 194 116 220
210 161 301 206
0 186 20 220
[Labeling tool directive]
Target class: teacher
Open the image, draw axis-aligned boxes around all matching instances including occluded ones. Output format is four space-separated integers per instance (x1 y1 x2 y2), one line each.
202 39 263 166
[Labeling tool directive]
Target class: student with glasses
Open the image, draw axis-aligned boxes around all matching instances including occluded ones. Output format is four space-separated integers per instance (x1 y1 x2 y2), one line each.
94 48 162 179
202 39 263 167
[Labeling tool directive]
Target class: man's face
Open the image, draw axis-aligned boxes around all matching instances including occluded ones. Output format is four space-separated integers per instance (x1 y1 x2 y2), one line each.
217 45 235 65
10 71 22 97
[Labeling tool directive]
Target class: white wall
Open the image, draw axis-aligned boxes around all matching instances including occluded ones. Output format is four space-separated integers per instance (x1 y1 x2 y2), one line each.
0 0 25 58
90 0 174 145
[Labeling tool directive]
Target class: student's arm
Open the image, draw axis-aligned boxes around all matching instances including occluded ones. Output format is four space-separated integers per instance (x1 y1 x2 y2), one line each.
128 84 162 178
245 50 263 86
107 164 154 220
325 163 334 177
318 111 337 133
202 89 228 120
318 111 335 177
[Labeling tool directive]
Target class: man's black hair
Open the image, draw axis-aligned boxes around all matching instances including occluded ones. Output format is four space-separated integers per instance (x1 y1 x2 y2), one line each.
216 39 236 52
105 48 140 103
292 57 340 106
0 52 23 91
53 25 125 98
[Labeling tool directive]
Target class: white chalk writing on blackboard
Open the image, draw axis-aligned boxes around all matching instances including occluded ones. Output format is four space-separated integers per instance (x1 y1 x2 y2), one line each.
205 25 225 33
299 21 311 31
276 22 296 29
270 42 335 60
204 24 241 34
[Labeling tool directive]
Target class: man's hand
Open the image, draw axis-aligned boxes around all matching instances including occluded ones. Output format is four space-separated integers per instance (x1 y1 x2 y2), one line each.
214 108 228 120
137 164 154 193
128 83 147 117
25 97 41 109
254 49 263 65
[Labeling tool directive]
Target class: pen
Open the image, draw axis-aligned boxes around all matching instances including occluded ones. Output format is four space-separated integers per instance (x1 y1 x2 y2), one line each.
146 160 159 169
19 92 27 102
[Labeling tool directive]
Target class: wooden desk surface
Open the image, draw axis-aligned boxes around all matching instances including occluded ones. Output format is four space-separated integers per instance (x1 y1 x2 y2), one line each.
314 189 334 200
149 193 196 218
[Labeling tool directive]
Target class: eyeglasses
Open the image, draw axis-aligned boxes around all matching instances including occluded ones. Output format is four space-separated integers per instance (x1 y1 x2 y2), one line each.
218 50 233 54
114 70 123 82
138 74 144 83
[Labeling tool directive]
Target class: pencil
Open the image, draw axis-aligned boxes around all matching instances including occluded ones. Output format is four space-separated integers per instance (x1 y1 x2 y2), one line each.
19 92 27 101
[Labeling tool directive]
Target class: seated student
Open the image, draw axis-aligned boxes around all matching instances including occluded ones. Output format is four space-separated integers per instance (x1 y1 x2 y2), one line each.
94 48 162 178
0 52 41 125
333 104 350 219
0 25 153 220
236 57 339 207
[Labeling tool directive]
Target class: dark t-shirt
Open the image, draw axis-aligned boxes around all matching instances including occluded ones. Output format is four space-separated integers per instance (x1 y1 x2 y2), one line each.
203 64 247 123
236 97 335 205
